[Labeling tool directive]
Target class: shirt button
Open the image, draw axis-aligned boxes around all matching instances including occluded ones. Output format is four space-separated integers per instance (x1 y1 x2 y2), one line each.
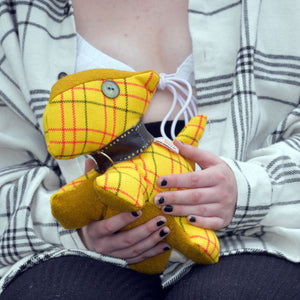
58 72 67 79
64 3 70 15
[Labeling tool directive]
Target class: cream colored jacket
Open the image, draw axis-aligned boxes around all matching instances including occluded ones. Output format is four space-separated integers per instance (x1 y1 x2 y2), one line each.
0 0 299 292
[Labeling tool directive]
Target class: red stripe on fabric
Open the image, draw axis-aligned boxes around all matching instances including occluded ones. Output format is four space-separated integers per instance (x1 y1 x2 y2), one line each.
144 71 154 89
197 244 214 261
136 173 143 206
143 167 157 178
170 152 175 174
143 89 148 115
71 88 77 157
48 127 117 138
145 71 159 94
49 140 104 146
189 237 214 261
204 229 210 252
139 155 148 183
60 93 65 159
66 179 87 188
103 173 109 190
119 93 150 105
190 116 206 146
176 152 183 174
190 231 219 260
72 86 101 93
209 230 220 258
114 80 146 90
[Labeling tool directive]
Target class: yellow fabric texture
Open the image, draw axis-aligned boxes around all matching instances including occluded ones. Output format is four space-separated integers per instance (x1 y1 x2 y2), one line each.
43 69 220 274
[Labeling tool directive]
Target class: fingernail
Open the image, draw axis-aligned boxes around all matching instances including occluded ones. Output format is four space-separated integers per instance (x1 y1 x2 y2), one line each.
158 196 165 205
189 216 196 222
131 211 139 217
156 220 165 227
163 247 171 251
161 179 168 186
163 205 173 213
159 229 169 237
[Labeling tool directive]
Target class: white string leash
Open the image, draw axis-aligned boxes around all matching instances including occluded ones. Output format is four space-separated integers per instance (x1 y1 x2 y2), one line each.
157 73 198 140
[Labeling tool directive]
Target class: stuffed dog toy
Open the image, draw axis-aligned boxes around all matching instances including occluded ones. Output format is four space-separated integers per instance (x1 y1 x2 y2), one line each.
43 69 219 274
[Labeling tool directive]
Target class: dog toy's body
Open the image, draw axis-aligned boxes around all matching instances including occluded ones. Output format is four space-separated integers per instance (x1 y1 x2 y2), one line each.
43 69 219 274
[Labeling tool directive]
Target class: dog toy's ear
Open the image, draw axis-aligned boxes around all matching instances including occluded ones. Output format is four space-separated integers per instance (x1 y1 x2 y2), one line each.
43 69 160 160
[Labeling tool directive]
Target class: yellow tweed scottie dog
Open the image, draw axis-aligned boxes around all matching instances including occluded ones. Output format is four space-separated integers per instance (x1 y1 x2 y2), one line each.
43 69 219 274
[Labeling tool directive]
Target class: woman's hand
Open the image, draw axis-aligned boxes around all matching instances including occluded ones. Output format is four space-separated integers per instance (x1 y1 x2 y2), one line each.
78 212 170 265
78 158 171 265
154 140 238 230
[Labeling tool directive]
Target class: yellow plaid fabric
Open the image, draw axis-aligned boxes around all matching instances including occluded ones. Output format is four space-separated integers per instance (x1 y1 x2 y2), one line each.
43 69 220 274
93 114 220 270
43 69 159 159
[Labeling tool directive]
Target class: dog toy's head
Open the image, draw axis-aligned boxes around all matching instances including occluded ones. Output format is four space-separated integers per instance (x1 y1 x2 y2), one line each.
43 69 159 159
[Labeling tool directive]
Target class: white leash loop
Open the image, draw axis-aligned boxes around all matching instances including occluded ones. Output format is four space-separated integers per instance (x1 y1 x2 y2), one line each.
157 73 198 140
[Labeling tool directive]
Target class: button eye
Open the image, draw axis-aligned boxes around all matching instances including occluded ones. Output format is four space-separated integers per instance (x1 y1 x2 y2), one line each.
101 80 120 99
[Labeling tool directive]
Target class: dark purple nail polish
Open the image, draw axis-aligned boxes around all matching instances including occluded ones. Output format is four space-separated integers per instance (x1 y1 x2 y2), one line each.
131 211 139 217
163 205 173 213
158 197 165 205
156 220 165 227
161 179 168 186
159 229 168 237
189 216 196 222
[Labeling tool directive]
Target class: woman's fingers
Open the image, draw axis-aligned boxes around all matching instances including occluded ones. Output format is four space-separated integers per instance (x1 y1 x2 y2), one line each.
173 139 223 169
159 202 221 218
126 242 171 265
157 168 217 189
155 142 238 230
154 187 218 206
186 215 225 230
78 211 142 251
82 212 171 263
86 211 143 239
94 215 169 254
110 225 170 260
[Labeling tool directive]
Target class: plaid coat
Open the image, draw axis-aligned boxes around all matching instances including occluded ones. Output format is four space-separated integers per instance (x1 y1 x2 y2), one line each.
0 0 300 292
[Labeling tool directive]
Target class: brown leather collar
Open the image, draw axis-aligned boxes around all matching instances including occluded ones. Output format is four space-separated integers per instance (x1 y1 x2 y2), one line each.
91 119 154 174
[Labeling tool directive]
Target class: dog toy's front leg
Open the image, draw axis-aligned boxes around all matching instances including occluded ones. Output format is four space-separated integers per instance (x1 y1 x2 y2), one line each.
94 164 149 212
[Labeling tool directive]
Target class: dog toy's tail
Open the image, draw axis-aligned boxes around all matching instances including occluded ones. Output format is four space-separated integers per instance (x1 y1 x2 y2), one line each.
176 115 207 148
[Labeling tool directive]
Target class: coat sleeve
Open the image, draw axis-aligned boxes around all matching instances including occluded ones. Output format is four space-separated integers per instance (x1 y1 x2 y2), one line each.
0 92 88 270
220 104 300 233
0 34 85 272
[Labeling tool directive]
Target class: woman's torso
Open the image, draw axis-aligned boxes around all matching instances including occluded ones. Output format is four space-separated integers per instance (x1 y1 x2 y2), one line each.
72 0 193 123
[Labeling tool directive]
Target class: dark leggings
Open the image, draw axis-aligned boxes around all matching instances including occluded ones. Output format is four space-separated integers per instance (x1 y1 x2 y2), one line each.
2 254 300 300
